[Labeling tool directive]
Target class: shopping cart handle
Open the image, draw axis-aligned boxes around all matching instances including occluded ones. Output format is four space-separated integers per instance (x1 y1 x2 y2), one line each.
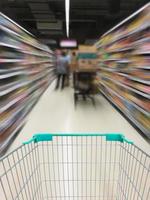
106 134 133 144
23 133 133 145
23 134 53 144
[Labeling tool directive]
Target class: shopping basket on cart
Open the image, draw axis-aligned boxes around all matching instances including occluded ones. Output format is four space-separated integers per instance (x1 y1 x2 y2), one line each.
0 133 150 200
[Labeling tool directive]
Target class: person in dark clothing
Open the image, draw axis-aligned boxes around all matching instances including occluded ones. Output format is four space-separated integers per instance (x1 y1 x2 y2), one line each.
55 51 69 90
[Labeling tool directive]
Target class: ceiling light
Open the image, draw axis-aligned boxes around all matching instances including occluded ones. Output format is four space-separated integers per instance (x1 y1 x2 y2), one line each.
65 0 70 37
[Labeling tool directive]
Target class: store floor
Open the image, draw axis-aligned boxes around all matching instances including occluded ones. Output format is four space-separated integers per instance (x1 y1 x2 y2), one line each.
10 82 150 154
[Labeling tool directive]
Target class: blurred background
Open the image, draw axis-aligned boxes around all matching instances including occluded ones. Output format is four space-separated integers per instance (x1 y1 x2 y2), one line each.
0 0 149 157
0 0 149 47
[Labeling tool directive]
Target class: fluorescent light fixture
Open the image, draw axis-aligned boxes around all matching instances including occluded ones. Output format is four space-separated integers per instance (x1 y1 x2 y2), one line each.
65 0 70 37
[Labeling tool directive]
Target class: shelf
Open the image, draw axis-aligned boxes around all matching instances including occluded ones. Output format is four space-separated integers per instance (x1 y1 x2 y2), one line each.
0 84 48 153
0 59 23 63
0 99 37 154
22 59 53 65
98 2 149 47
0 67 27 73
0 98 30 133
0 117 26 155
107 47 134 53
103 39 150 54
0 78 49 114
99 58 131 63
0 41 53 58
102 58 121 62
0 68 50 79
21 38 53 54
0 63 54 73
101 21 149 48
99 66 150 74
0 93 27 114
0 12 33 36
99 70 150 94
0 81 31 97
99 67 117 72
133 51 150 55
0 24 20 38
0 24 53 54
117 73 150 85
121 66 150 70
100 89 150 137
133 37 150 45
116 59 131 63
0 71 27 79
0 13 55 156
101 81 150 116
0 42 21 50
20 50 53 58
0 87 46 138
0 66 53 97
0 58 53 65
96 4 150 138
101 76 150 99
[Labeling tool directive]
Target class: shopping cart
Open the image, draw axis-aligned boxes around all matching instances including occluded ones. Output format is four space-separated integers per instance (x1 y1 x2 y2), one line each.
0 133 149 200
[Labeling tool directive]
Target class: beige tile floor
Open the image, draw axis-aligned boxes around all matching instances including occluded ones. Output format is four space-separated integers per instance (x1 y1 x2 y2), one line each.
10 82 150 154
1 82 150 200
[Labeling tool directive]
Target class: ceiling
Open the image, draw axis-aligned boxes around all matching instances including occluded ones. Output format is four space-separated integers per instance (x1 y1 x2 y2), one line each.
0 0 149 47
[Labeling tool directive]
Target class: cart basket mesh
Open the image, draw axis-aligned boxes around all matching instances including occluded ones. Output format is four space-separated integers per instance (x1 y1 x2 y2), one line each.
0 133 150 200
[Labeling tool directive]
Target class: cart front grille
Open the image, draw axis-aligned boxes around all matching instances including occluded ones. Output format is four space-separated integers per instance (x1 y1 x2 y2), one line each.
0 135 150 200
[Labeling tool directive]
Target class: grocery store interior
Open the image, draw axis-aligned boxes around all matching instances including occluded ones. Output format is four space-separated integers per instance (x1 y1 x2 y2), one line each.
0 0 149 154
0 0 150 152
0 1 150 199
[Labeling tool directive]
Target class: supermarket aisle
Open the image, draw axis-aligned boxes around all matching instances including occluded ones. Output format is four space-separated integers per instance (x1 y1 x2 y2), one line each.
11 82 150 154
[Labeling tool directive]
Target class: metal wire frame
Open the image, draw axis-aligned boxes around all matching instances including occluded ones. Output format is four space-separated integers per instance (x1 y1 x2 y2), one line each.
0 135 149 200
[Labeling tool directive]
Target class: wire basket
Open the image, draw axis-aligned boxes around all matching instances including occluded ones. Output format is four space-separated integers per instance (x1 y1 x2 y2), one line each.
0 133 150 200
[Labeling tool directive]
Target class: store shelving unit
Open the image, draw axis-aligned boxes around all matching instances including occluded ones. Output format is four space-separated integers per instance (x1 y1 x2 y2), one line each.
96 3 150 138
0 13 56 155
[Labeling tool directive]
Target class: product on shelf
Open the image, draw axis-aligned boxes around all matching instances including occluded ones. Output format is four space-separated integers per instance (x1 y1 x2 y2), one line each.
0 12 55 156
96 3 150 138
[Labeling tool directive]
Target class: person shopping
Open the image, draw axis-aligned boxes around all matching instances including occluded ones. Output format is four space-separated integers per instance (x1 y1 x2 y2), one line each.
55 51 69 90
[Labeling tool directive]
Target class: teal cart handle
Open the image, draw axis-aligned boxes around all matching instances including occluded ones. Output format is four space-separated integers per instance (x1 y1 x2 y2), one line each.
23 133 133 145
